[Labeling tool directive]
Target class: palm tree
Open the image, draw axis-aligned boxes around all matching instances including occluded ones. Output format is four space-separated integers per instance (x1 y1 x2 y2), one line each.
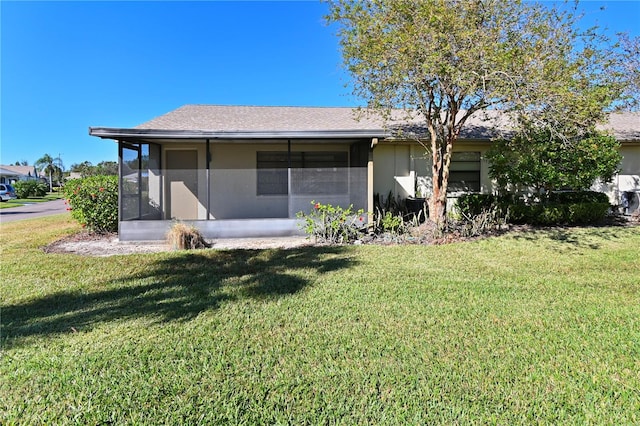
35 154 64 192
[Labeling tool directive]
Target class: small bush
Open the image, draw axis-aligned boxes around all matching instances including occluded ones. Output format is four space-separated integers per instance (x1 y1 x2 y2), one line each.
508 201 610 225
166 223 210 250
457 192 610 226
297 201 365 244
546 191 609 204
456 194 497 217
456 193 515 218
378 211 404 233
567 202 610 224
13 180 47 198
459 206 509 237
63 176 118 233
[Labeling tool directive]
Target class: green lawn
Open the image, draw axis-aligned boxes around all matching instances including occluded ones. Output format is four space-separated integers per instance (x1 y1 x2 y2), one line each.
0 192 63 209
1 216 639 424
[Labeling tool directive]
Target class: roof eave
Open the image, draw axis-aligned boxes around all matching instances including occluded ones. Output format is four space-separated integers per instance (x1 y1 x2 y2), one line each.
89 127 390 140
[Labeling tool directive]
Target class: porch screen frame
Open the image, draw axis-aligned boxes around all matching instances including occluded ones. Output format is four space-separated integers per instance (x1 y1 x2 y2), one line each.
118 141 162 221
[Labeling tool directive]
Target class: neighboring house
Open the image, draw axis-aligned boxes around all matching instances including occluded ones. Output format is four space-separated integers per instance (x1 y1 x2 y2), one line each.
0 165 43 184
89 105 640 241
67 172 83 180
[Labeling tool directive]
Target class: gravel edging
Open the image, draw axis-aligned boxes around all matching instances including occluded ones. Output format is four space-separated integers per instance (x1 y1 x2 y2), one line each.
43 232 311 257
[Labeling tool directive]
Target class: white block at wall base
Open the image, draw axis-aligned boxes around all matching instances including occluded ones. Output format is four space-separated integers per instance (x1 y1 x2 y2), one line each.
119 219 306 242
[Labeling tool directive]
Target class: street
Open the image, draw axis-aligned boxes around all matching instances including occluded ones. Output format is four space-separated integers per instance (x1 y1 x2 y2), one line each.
0 199 69 223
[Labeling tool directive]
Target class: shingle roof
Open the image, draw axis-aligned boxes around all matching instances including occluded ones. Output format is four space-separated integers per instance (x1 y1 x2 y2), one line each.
0 165 41 178
133 105 512 139
599 112 640 141
93 104 639 141
135 105 385 132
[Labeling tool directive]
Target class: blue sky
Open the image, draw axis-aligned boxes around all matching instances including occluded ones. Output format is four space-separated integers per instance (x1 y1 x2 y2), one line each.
1 1 639 168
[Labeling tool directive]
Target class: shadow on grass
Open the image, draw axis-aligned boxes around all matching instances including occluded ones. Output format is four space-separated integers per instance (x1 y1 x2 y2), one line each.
507 222 637 250
2 246 354 349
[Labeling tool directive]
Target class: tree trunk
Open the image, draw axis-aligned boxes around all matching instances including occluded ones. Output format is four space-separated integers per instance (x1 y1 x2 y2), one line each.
429 154 448 224
428 192 447 224
428 141 452 225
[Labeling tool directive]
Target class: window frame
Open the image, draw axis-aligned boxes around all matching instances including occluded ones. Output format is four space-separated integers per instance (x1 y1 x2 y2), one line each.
256 151 349 196
448 151 481 193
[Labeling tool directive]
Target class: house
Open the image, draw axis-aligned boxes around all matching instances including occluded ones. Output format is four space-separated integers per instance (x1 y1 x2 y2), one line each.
89 105 640 241
0 165 43 185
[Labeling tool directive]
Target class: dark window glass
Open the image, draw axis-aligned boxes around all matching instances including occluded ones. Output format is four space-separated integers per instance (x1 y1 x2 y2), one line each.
257 151 348 195
449 152 481 192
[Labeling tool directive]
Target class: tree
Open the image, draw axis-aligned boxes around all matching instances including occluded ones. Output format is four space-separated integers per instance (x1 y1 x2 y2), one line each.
70 160 118 177
35 154 64 191
327 0 625 223
486 125 622 193
70 161 95 177
617 33 640 110
95 161 118 176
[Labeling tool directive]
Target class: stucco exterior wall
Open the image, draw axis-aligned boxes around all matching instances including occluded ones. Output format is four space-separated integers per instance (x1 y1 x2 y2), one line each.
372 144 412 199
373 141 494 202
210 142 288 219
618 144 640 191
162 144 208 220
592 144 640 211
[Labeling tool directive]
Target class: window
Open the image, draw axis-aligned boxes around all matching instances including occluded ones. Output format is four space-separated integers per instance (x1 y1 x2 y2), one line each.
257 151 348 195
449 152 481 192
256 152 289 195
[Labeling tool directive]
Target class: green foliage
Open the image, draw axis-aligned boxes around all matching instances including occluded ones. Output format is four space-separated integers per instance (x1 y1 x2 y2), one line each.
618 34 640 110
70 160 118 177
546 191 610 204
507 202 610 226
327 0 625 222
63 175 118 233
35 153 64 187
456 191 611 226
297 201 365 244
378 211 403 233
487 127 622 192
456 194 500 218
13 180 47 198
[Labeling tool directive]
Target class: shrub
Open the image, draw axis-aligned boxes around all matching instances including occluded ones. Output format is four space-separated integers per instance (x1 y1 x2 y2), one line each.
456 194 497 217
545 190 609 204
297 201 365 244
459 206 509 237
456 193 512 223
166 223 210 250
378 211 404 233
13 180 47 198
63 176 118 233
457 192 610 226
566 202 610 224
508 201 609 225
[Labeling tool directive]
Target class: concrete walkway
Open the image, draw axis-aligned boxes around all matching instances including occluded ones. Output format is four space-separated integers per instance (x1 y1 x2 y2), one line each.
0 199 69 223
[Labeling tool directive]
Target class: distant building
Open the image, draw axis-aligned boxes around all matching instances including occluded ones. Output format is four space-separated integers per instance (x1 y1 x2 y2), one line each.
0 165 44 184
